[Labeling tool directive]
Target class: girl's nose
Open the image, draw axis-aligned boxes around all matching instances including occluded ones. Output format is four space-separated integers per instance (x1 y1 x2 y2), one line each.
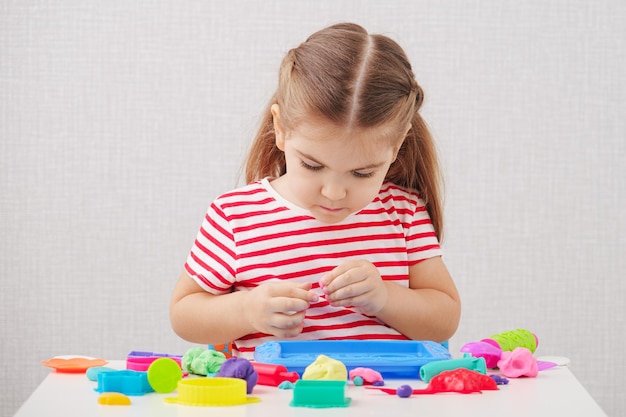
321 181 347 201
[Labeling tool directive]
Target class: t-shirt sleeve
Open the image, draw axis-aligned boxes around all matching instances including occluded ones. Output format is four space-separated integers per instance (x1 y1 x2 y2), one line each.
184 201 237 294
404 195 442 265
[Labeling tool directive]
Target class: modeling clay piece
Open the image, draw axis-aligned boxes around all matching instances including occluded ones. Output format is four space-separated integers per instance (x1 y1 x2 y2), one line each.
349 367 384 385
86 367 116 381
290 380 351 408
489 374 509 385
42 357 108 373
164 377 260 406
419 354 486 382
368 368 498 396
217 358 258 394
497 347 538 378
251 362 300 386
98 392 131 406
181 346 227 376
427 368 498 393
147 358 183 393
302 355 348 381
396 385 413 398
278 381 295 389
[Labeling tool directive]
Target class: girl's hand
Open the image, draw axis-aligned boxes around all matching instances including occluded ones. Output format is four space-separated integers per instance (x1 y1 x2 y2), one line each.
244 281 318 338
319 260 388 316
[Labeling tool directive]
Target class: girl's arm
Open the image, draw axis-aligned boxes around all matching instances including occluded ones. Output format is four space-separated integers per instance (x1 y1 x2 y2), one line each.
375 256 461 342
170 271 254 344
170 271 318 344
320 256 460 343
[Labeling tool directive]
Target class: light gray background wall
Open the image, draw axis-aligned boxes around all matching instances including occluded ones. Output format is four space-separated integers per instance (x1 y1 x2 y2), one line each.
1 1 624 416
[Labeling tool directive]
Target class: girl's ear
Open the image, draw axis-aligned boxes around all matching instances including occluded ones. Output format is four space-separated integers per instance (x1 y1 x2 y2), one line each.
271 104 286 151
392 124 412 162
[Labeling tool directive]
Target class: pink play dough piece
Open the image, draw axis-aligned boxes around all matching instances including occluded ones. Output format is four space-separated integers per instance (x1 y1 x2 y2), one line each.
497 347 538 378
349 367 383 384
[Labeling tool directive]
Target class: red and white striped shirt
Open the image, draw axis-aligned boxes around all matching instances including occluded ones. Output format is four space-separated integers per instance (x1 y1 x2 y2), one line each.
185 177 442 358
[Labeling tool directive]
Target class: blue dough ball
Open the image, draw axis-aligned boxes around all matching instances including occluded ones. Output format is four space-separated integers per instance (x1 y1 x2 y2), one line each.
397 384 412 398
86 366 116 381
489 374 509 385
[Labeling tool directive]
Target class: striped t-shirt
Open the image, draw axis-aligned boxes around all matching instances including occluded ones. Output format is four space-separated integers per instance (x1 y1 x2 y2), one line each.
185 177 442 358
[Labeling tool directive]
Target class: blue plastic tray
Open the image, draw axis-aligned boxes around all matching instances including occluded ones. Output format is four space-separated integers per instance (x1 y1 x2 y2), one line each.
253 340 451 379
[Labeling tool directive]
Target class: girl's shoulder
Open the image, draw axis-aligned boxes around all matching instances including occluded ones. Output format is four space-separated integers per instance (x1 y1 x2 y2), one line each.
378 182 424 209
210 178 275 216
214 179 268 202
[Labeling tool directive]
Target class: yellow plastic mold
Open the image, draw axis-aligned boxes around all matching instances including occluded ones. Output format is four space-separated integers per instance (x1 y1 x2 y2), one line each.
164 377 260 406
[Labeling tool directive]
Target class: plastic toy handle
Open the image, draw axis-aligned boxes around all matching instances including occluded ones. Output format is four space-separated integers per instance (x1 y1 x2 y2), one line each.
251 362 300 386
460 341 502 356
459 341 502 368
419 355 487 383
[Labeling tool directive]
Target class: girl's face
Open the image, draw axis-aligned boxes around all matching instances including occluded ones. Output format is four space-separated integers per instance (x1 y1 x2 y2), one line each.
271 106 403 224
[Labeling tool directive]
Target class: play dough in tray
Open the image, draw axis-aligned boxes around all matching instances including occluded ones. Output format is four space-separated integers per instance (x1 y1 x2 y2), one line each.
253 340 451 379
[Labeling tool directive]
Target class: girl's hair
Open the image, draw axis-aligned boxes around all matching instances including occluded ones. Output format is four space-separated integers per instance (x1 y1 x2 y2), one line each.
245 23 444 240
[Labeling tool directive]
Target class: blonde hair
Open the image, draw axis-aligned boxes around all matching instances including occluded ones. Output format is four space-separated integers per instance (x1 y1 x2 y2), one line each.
245 23 444 240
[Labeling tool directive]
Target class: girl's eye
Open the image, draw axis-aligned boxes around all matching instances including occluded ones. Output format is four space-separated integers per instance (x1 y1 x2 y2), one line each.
300 160 323 171
300 160 373 178
352 171 374 178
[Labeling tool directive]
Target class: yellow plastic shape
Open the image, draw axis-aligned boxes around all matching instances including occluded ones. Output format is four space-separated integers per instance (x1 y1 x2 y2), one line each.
147 358 182 393
164 377 260 406
98 392 131 406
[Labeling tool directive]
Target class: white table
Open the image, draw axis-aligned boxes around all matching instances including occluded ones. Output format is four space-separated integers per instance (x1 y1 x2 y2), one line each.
14 360 607 416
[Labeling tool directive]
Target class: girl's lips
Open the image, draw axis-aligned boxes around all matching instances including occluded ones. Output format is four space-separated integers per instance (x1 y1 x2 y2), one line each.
320 206 343 212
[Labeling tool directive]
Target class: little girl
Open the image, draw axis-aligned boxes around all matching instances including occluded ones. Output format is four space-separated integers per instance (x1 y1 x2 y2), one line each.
170 22 461 358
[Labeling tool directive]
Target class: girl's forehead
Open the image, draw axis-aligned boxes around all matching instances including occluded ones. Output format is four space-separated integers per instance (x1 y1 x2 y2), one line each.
289 119 397 165
292 117 400 147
